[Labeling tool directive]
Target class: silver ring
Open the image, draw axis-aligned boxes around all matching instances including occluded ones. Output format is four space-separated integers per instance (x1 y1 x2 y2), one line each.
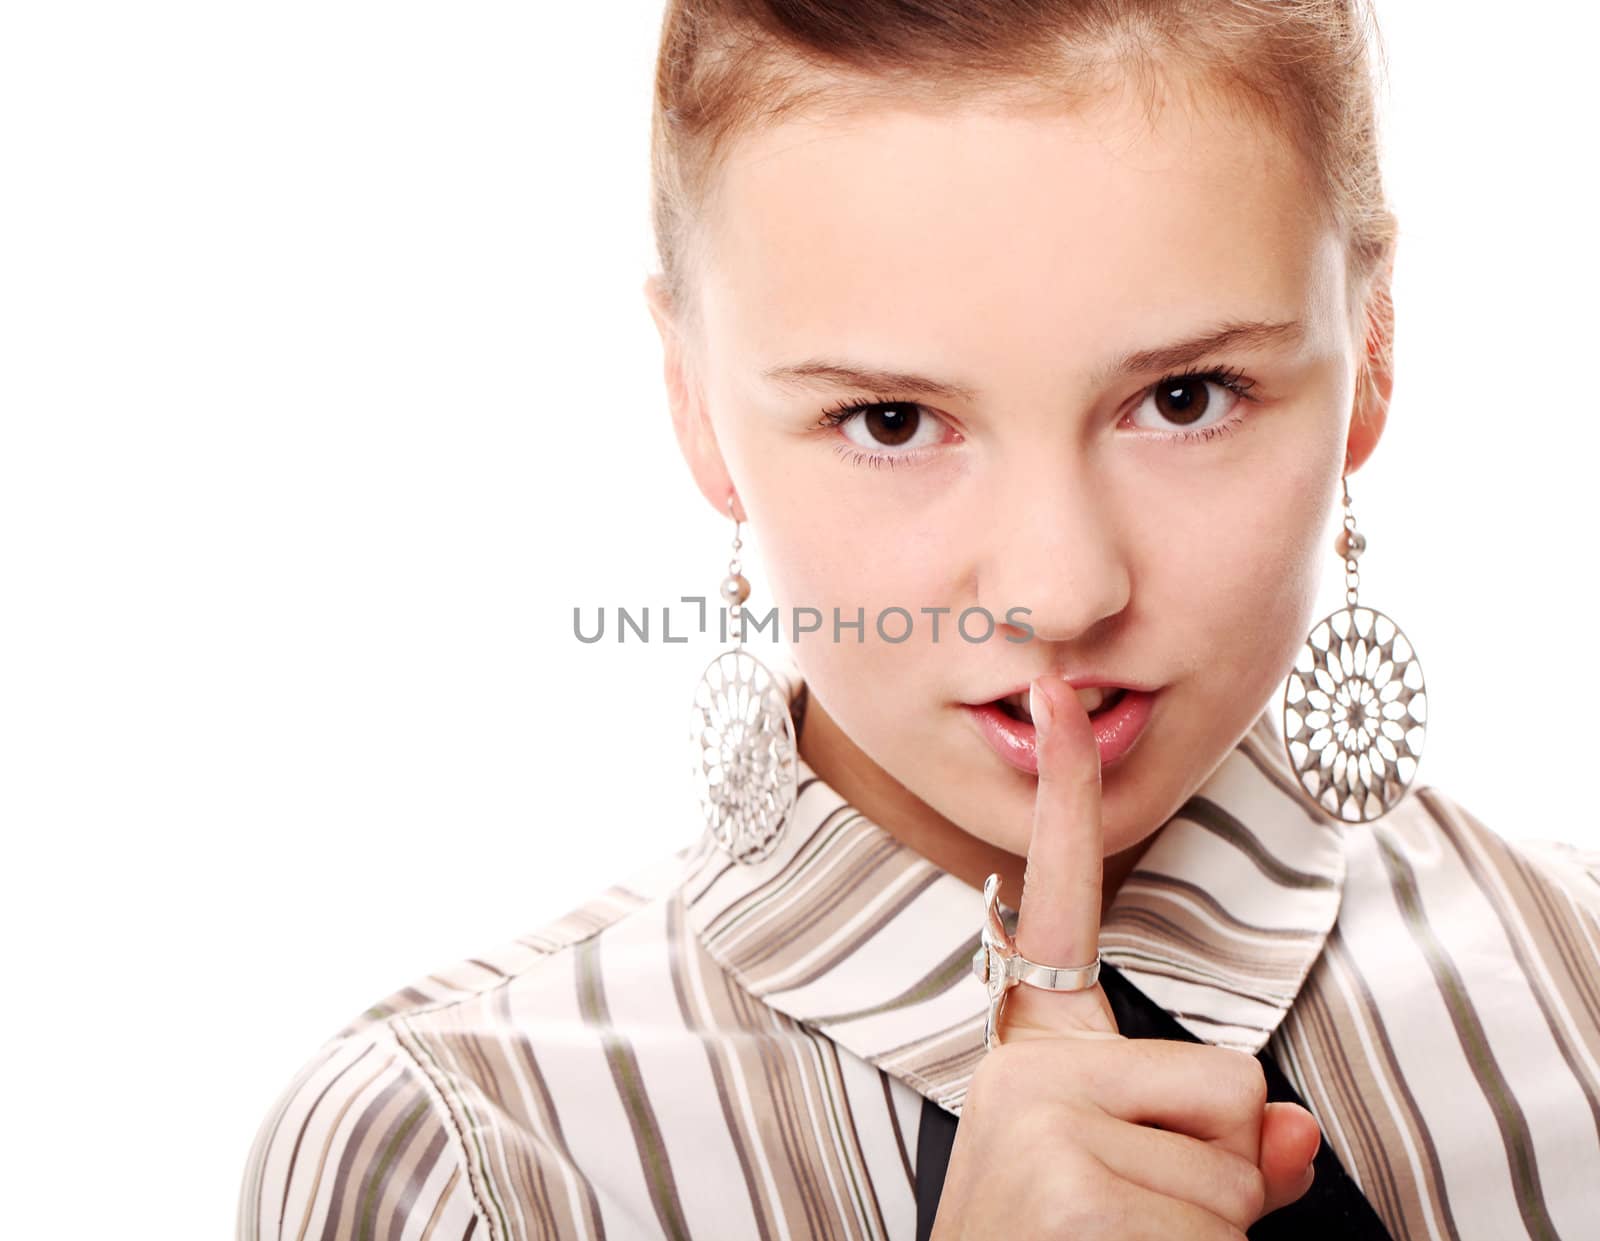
970 872 1101 1050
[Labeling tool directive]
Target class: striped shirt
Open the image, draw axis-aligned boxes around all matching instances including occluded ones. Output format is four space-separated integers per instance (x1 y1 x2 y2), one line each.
237 671 1600 1240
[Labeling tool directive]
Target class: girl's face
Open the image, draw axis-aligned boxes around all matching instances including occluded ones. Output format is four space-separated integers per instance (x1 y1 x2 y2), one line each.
652 75 1389 874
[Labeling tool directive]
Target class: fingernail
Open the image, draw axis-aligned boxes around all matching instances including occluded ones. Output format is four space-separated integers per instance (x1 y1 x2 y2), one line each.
1030 677 1055 741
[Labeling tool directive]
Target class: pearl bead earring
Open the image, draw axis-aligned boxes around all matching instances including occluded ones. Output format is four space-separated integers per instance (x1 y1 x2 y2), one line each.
1282 474 1428 822
689 493 799 863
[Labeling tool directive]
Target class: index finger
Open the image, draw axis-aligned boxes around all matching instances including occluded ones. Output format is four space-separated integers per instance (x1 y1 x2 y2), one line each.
1000 672 1118 1038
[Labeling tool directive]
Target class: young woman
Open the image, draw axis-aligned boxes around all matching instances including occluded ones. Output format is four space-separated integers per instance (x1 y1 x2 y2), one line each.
239 2 1600 1237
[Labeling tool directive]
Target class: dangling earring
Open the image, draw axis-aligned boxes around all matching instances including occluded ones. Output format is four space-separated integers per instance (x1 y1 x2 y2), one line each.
689 493 799 864
1282 473 1428 823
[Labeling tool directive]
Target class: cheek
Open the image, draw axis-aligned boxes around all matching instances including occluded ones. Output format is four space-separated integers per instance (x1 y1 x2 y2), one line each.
751 498 965 768
1159 452 1332 685
757 506 953 629
711 408 952 618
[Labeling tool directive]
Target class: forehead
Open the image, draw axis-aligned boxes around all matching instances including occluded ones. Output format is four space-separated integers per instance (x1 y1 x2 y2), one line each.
696 83 1347 382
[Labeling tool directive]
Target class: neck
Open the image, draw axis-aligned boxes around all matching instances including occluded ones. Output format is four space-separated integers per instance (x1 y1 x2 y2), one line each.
795 685 1152 916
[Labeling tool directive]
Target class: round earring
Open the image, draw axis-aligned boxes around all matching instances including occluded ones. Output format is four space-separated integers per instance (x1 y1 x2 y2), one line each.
689 494 799 864
1282 473 1428 823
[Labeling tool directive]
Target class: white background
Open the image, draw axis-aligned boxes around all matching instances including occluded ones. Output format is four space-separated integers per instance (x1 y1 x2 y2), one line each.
2 3 1593 1235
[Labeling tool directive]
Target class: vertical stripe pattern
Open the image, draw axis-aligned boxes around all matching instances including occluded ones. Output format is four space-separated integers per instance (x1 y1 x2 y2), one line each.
240 662 1600 1239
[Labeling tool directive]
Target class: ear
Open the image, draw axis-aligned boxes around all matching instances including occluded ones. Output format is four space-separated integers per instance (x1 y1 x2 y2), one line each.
1344 241 1395 476
642 274 745 521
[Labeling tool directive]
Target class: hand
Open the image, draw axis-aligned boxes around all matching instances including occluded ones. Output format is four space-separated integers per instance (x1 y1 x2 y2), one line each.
929 673 1322 1239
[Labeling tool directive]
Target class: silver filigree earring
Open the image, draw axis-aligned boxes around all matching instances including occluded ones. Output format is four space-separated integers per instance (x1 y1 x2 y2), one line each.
1282 474 1428 823
689 494 798 864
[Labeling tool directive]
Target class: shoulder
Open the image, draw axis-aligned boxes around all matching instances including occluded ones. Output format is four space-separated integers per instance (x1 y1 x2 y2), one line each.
1503 832 1600 923
237 843 694 1240
1281 784 1600 1237
1336 779 1600 965
1397 781 1600 930
236 1014 478 1241
340 840 690 1038
1325 780 1600 1094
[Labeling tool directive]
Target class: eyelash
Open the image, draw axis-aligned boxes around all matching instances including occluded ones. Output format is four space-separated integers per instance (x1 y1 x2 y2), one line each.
815 365 1260 470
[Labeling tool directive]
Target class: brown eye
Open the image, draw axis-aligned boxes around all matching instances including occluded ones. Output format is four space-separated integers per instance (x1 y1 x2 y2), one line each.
1153 378 1211 427
1126 367 1255 441
817 395 953 465
858 403 920 446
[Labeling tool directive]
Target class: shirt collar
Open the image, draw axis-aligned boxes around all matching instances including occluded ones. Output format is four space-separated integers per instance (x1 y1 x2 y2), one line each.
679 657 1347 1116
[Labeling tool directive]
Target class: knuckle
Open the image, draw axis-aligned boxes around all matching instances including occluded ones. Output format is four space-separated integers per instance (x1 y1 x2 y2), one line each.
1009 1093 1062 1148
1042 1147 1112 1227
1069 1031 1127 1079
1226 1158 1268 1224
1220 1050 1268 1117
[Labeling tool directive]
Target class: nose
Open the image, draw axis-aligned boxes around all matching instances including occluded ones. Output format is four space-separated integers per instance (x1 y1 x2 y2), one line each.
977 457 1131 646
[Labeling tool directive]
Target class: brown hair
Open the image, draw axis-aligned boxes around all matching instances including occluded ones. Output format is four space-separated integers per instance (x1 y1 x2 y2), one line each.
648 0 1397 395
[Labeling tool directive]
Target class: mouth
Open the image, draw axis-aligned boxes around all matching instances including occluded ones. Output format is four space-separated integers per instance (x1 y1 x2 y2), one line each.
962 682 1159 776
993 685 1128 724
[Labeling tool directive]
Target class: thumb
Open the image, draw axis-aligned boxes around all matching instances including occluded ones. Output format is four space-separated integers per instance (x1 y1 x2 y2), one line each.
1257 1101 1321 1217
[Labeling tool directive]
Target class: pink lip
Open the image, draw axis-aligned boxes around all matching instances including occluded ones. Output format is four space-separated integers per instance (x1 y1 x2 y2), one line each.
963 689 1157 776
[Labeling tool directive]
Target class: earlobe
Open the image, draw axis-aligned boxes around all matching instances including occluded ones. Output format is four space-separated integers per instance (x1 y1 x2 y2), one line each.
1345 401 1387 476
642 273 740 518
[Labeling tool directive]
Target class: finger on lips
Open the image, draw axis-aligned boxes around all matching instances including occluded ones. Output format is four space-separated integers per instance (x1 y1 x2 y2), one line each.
999 672 1119 1040
981 673 1313 1222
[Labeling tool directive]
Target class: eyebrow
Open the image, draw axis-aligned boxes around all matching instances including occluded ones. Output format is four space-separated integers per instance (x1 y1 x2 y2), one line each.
761 318 1305 401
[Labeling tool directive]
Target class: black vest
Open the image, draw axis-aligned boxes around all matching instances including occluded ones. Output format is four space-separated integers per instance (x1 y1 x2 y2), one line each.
913 961 1393 1240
